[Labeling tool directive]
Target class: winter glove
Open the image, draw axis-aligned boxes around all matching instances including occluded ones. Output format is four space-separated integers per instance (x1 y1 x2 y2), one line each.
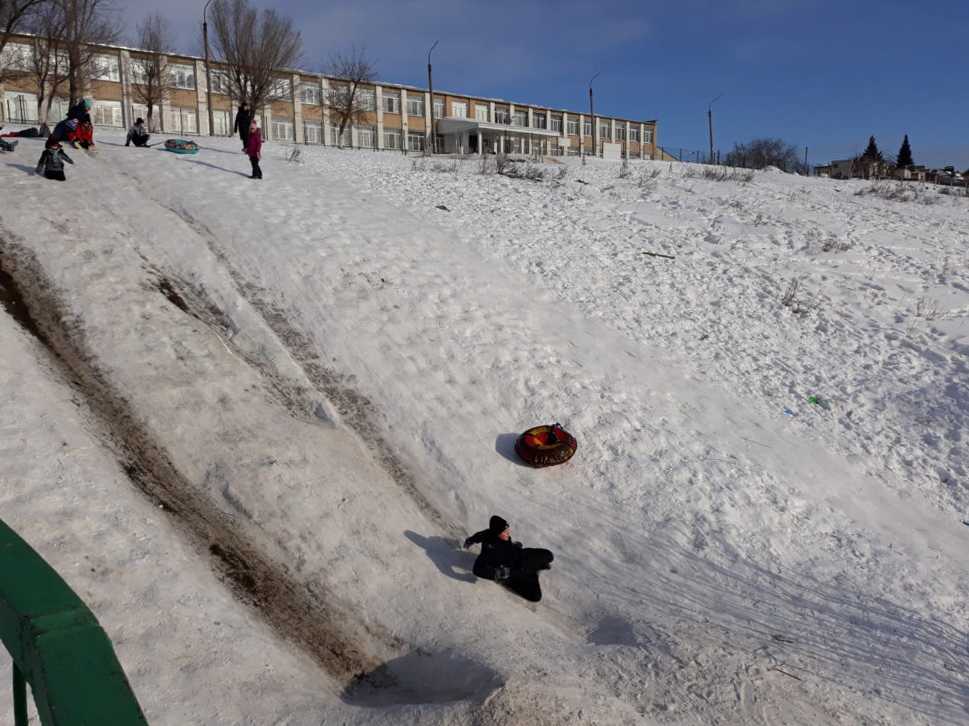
463 537 474 549
493 566 511 582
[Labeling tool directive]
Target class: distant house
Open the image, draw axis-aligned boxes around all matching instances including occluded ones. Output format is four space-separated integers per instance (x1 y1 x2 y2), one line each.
894 165 927 182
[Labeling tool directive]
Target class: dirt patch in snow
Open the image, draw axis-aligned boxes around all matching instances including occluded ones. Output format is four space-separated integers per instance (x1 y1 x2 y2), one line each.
0 233 391 681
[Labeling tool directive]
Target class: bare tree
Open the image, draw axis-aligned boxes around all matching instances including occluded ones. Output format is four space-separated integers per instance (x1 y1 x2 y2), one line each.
209 0 301 113
24 1 68 127
725 138 804 173
130 12 172 132
326 46 376 147
0 0 47 85
57 0 121 106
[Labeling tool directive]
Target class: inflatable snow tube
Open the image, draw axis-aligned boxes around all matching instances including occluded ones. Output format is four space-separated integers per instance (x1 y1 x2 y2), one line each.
515 423 577 467
164 138 199 155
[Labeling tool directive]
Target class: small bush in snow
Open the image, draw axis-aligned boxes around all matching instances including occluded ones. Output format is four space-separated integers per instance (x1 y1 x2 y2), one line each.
478 155 496 175
495 151 511 175
431 160 458 174
683 166 754 183
619 158 631 179
781 278 806 314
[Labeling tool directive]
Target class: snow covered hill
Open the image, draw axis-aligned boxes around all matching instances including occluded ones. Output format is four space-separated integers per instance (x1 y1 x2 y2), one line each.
1 131 967 725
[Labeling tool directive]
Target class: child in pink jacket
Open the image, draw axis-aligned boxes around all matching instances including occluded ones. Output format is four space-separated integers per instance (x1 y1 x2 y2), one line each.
245 120 263 179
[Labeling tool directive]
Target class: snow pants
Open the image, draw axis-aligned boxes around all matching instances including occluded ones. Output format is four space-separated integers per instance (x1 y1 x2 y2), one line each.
505 548 553 603
249 155 262 179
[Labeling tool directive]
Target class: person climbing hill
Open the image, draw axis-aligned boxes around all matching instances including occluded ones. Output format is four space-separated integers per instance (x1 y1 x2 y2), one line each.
464 516 553 602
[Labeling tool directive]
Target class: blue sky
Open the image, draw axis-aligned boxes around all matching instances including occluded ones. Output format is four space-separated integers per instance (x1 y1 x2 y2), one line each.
117 0 969 168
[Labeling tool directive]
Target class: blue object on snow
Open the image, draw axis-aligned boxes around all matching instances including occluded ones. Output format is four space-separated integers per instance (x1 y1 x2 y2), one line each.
783 408 797 417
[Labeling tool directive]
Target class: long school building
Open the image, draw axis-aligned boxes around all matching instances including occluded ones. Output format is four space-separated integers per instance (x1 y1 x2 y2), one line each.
0 34 658 158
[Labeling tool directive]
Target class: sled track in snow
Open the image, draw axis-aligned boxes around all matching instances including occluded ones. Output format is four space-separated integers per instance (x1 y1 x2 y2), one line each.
162 203 457 537
0 234 399 681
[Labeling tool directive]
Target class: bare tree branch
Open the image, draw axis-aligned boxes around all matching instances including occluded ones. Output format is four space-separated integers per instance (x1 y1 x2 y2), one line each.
326 46 375 145
209 0 301 112
22 1 68 126
56 0 121 105
0 0 47 85
130 12 172 132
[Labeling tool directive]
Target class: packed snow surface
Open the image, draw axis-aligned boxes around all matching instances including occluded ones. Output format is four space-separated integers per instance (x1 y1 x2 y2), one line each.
1 131 968 725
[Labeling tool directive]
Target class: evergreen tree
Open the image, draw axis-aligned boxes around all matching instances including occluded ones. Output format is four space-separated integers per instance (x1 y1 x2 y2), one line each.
861 135 883 162
896 135 914 168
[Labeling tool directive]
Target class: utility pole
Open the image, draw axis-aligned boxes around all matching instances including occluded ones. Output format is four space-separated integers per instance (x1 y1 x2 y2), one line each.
426 40 438 155
203 0 215 136
588 72 600 160
707 94 722 164
804 146 809 175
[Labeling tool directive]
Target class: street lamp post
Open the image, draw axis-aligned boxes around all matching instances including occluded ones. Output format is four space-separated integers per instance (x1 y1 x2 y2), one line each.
203 0 215 136
588 72 600 160
426 40 438 155
707 93 722 164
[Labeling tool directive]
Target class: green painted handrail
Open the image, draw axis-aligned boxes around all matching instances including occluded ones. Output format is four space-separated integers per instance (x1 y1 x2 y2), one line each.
0 519 148 725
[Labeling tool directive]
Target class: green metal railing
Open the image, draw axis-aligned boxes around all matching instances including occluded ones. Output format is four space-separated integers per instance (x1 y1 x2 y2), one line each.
0 519 148 725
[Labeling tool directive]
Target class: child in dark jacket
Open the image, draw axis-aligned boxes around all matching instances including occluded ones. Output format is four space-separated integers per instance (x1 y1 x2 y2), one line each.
245 120 263 179
464 516 553 602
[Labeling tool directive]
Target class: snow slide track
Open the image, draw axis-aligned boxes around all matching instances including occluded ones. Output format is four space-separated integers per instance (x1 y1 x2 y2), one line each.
165 203 456 537
0 235 395 681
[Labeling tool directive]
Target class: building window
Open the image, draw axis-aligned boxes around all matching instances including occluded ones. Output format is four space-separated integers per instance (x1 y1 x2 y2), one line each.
616 126 625 141
475 104 488 122
356 125 376 148
383 92 400 114
582 120 592 136
329 125 351 146
300 83 320 105
629 127 639 142
357 89 376 111
93 100 123 127
432 99 444 118
90 54 120 82
162 106 196 134
210 71 230 95
384 129 401 149
406 132 424 151
567 119 579 136
129 59 152 85
212 109 231 135
643 128 653 144
303 123 322 144
170 64 195 90
599 124 610 139
271 117 294 142
494 108 509 124
269 77 291 98
0 42 31 72
451 101 467 119
3 91 36 122
550 115 563 133
512 110 527 127
533 111 547 129
406 96 424 117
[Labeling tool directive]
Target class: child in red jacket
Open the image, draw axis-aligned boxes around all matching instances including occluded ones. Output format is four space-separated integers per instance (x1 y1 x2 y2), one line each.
244 120 262 179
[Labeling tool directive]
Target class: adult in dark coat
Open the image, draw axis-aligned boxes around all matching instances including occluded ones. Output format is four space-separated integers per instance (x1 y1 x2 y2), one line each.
464 516 553 602
233 102 252 150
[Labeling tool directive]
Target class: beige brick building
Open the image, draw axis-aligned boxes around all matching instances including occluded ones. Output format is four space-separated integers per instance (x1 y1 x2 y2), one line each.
0 34 658 158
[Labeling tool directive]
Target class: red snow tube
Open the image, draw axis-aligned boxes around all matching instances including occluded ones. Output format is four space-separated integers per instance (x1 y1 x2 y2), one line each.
515 423 577 467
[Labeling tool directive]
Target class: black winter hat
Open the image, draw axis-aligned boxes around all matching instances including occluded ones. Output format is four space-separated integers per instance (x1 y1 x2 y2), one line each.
489 515 509 534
